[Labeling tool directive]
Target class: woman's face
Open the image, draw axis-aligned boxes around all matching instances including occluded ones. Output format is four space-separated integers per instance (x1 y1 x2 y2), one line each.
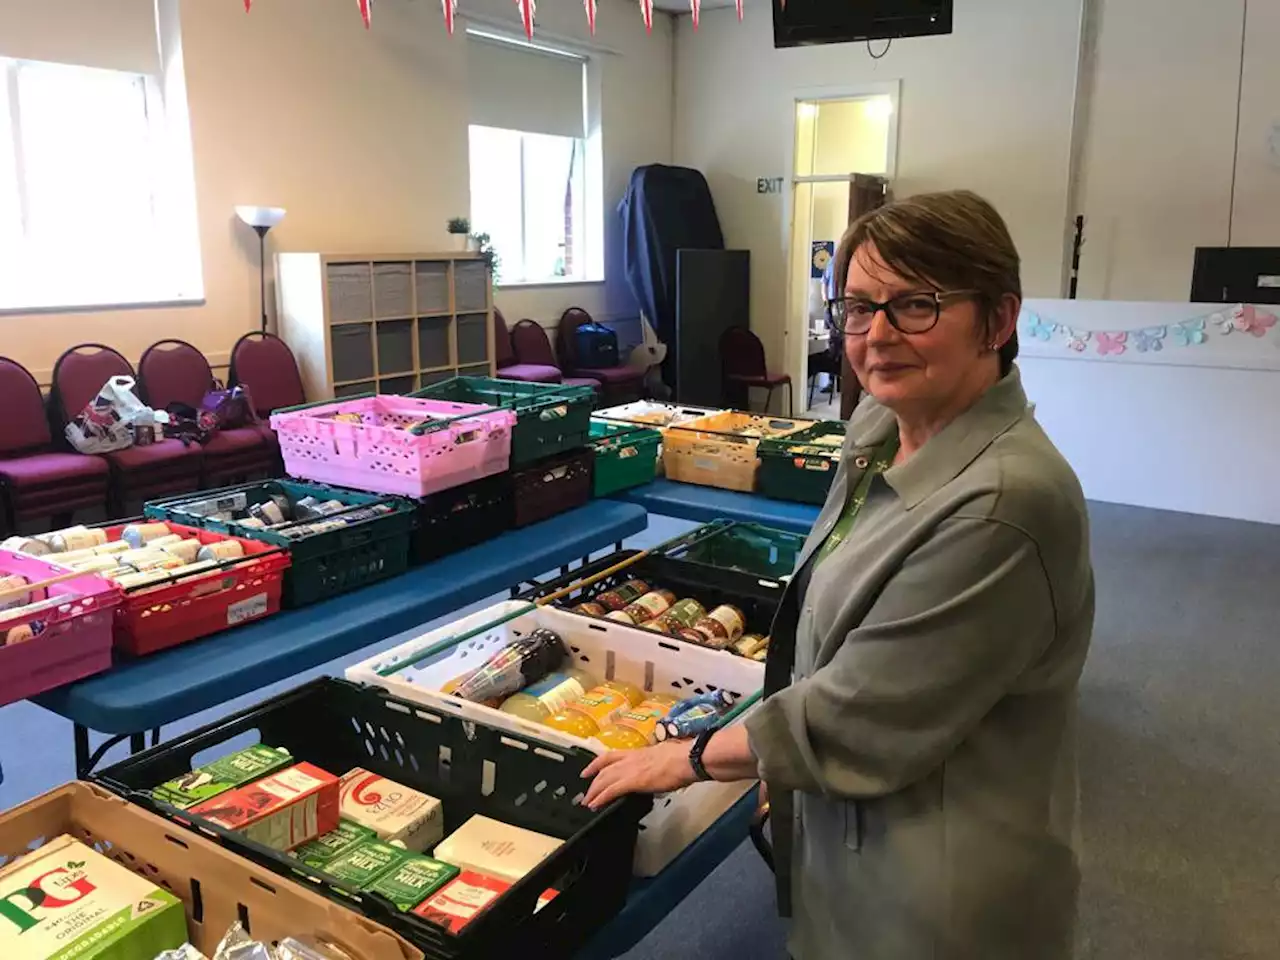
843 242 996 417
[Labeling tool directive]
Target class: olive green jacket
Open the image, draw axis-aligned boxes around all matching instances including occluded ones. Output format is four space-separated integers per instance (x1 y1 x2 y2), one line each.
745 368 1094 960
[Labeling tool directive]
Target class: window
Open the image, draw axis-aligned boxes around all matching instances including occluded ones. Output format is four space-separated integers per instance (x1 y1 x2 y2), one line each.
0 58 201 311
466 30 599 286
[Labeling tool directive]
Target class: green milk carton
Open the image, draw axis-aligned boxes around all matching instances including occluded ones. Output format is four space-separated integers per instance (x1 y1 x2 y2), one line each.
151 745 292 810
366 856 459 911
290 819 377 871
321 840 411 889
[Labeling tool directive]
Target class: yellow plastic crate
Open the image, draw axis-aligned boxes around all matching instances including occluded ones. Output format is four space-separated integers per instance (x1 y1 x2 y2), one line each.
662 411 815 492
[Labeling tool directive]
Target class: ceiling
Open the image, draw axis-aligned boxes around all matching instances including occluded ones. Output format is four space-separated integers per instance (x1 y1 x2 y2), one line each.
651 0 742 12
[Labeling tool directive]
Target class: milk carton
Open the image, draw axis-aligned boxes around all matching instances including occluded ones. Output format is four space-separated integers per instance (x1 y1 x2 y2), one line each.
338 769 443 853
0 835 187 960
431 815 562 884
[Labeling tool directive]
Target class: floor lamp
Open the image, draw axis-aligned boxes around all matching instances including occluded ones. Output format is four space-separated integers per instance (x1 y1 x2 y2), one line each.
235 205 287 333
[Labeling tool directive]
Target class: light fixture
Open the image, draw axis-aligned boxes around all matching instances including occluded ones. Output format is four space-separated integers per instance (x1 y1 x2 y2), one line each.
236 206 287 333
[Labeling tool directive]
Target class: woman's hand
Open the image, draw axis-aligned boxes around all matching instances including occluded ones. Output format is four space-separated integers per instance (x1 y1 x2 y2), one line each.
581 740 699 810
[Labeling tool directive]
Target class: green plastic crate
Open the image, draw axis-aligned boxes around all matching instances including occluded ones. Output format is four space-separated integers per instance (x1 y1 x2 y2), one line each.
410 376 594 466
588 420 661 497
144 479 415 608
757 420 846 505
654 519 806 580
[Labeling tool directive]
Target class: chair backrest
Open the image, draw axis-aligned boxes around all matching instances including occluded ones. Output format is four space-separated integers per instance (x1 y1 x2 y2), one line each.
229 332 306 416
720 326 768 379
511 319 558 368
50 343 134 428
0 357 52 455
556 307 595 370
493 309 516 368
138 339 216 410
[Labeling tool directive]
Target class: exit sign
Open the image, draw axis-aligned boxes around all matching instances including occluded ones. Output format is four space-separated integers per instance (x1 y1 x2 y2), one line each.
757 177 784 195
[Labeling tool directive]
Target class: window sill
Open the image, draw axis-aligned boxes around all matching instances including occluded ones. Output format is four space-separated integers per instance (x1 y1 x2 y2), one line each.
0 295 206 317
496 278 604 290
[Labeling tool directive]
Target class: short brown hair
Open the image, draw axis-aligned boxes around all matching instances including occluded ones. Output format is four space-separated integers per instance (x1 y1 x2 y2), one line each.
835 190 1021 376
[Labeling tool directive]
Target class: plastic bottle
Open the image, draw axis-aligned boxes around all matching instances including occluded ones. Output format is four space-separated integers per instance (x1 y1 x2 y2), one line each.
498 667 597 722
451 628 567 703
595 694 682 750
541 680 645 738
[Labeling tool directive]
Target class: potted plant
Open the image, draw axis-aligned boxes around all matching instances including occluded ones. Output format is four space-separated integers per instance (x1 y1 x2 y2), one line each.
470 232 501 283
446 217 470 250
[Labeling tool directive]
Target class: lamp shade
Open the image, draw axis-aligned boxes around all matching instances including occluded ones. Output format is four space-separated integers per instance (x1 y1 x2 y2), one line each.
235 205 287 229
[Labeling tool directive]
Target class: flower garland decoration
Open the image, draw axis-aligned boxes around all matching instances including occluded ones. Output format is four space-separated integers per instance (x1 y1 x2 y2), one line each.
1021 304 1277 358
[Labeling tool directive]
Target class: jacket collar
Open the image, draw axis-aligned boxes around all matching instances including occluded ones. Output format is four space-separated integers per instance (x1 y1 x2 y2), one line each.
851 367 1030 510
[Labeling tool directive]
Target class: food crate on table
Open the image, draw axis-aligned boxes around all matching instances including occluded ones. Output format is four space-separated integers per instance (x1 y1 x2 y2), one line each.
654 519 806 581
662 411 815 492
757 419 847 504
0 548 122 706
145 479 415 607
411 376 594 467
592 400 724 432
346 600 763 876
587 420 661 497
50 520 289 656
0 781 421 960
409 472 514 565
270 394 516 497
510 448 593 528
94 678 647 960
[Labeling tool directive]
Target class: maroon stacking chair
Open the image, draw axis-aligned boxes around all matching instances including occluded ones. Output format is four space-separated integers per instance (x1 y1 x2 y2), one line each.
228 332 307 463
497 310 561 384
720 326 792 415
138 339 275 487
556 308 642 404
0 357 110 533
511 320 600 395
50 344 203 514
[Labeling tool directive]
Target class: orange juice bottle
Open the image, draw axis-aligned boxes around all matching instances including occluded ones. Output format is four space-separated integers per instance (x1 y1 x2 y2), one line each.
541 680 644 738
595 695 681 750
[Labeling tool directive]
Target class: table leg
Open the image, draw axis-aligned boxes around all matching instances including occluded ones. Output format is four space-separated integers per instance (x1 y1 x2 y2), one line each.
130 732 146 755
74 727 135 779
150 727 161 748
74 724 91 780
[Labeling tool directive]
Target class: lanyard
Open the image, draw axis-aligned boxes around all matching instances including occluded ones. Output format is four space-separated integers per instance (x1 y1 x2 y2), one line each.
813 432 899 566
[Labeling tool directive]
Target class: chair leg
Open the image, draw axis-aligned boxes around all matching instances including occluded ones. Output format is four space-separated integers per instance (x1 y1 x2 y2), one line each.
764 386 774 415
808 376 815 409
786 381 793 418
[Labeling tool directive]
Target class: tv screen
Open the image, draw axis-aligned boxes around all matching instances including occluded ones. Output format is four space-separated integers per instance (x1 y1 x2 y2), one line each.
773 0 953 49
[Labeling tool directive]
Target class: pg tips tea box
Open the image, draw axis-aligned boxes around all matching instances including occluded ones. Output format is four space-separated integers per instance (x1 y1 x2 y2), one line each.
0 834 186 960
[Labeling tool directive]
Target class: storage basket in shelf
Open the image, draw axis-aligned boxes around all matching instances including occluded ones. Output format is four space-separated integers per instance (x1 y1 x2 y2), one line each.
0 549 123 706
587 420 661 497
651 520 805 581
510 448 593 528
411 377 594 467
270 395 516 497
77 521 290 657
94 678 648 960
144 479 415 608
346 600 764 876
662 411 815 492
0 782 422 960
757 419 847 505
409 472 514 566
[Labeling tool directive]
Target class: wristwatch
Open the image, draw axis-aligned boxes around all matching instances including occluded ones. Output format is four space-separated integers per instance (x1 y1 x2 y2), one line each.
688 728 717 783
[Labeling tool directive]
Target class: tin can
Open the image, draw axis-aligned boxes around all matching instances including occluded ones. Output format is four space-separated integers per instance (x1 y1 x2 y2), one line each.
622 590 676 624
571 602 607 617
692 604 746 649
596 579 649 612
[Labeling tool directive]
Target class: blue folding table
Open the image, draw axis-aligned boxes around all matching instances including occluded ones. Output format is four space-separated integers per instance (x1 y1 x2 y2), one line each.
611 478 820 534
34 501 648 777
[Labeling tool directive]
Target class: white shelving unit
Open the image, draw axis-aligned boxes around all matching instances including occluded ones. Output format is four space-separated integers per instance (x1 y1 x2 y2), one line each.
275 251 495 400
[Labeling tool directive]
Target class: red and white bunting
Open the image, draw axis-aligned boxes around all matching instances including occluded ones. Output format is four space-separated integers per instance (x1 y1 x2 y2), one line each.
638 0 653 32
357 0 372 28
441 0 458 33
690 0 700 29
736 0 744 19
584 0 598 34
516 0 536 38
243 0 252 11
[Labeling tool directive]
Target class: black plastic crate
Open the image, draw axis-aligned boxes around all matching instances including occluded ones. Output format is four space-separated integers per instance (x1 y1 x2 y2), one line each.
93 678 648 960
409 472 514 565
511 448 593 528
653 519 805 581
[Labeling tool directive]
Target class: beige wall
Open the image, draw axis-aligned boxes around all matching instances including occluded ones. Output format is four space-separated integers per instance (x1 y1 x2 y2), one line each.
0 0 673 382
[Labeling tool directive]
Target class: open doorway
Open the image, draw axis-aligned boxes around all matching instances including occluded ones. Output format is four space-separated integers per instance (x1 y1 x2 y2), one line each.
785 88 897 419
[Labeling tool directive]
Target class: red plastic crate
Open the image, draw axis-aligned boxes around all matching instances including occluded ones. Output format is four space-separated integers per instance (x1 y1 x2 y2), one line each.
99 522 290 657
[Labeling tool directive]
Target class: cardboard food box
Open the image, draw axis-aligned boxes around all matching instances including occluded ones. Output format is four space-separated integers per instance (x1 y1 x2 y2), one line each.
0 834 187 960
366 856 458 912
0 782 421 960
321 840 411 889
432 815 562 884
151 745 293 810
289 819 377 871
411 871 557 935
191 762 339 851
338 769 444 853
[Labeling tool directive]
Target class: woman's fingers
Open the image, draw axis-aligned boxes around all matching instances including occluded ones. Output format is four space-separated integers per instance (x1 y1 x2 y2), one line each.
582 751 628 779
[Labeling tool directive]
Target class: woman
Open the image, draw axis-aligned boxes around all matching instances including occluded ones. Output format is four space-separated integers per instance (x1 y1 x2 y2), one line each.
584 190 1094 960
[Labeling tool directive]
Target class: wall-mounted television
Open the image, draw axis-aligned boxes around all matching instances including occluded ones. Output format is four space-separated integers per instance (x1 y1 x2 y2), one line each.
772 0 953 49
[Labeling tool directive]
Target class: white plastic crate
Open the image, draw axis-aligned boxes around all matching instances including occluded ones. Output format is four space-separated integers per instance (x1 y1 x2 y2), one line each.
346 600 764 876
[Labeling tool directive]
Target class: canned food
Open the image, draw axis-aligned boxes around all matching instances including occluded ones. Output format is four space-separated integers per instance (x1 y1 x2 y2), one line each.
605 610 637 625
571 602 607 617
596 579 649 611
692 604 746 649
622 590 676 624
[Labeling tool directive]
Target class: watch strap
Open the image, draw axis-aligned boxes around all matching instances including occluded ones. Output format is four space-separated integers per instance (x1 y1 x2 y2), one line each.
688 728 717 782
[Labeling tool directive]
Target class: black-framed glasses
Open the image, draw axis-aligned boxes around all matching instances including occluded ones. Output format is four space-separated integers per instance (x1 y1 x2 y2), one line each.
826 289 981 336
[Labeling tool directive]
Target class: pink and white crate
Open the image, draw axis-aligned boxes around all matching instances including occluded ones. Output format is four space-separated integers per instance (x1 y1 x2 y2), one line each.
0 549 123 706
269 394 517 497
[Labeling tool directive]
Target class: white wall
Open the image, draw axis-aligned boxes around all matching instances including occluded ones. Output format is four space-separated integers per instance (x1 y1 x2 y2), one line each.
0 0 672 382
1018 300 1280 525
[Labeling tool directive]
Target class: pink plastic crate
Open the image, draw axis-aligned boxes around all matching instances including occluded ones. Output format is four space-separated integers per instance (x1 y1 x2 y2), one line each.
0 549 123 706
270 395 517 497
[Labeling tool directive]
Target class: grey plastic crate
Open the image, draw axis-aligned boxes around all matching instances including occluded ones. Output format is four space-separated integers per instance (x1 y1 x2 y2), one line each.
418 369 455 389
417 316 451 369
458 363 492 378
372 262 413 318
456 313 489 366
454 260 489 313
414 261 450 315
335 380 374 398
378 374 417 395
326 262 373 322
376 319 414 374
330 322 374 383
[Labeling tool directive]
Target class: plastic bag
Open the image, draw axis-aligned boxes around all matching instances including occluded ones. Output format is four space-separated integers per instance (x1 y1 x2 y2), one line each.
201 383 257 430
64 375 150 454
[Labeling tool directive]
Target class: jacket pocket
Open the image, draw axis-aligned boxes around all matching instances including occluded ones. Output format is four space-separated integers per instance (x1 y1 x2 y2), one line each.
843 799 864 852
